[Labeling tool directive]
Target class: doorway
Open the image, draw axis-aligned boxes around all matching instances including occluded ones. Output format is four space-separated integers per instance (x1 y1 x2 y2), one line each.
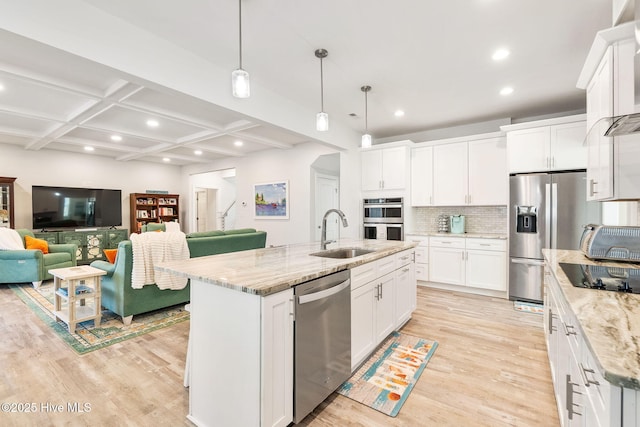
311 153 340 242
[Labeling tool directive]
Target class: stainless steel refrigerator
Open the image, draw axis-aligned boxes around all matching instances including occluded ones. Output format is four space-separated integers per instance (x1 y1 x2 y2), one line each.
509 171 601 302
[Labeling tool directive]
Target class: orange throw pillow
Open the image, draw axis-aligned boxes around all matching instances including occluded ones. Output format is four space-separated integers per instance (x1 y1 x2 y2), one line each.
25 235 49 254
103 248 118 264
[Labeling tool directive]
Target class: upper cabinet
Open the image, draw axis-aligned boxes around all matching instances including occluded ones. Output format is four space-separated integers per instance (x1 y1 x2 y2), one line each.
578 22 640 201
411 134 507 207
361 144 408 192
503 116 587 174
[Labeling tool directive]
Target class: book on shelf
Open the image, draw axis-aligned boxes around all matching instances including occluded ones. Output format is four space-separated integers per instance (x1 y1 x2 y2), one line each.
56 285 93 297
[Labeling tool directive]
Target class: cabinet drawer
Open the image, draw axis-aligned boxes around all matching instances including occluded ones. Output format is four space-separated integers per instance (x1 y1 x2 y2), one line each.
429 236 465 249
406 235 428 246
465 238 506 252
415 264 428 281
415 247 428 264
351 262 378 290
395 249 414 267
377 255 397 277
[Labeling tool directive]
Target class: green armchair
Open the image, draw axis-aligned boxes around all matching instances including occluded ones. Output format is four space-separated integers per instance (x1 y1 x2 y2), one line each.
0 229 77 287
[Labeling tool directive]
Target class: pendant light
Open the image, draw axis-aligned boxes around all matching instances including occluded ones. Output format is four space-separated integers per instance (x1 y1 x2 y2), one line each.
232 0 250 98
315 49 329 131
361 85 372 148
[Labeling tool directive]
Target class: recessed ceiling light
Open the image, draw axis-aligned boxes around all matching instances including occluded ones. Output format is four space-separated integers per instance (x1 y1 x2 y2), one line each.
394 110 405 117
492 48 510 61
234 140 243 147
146 119 159 128
84 146 95 151
110 135 122 142
0 83 5 91
162 157 171 162
500 86 514 96
194 150 203 155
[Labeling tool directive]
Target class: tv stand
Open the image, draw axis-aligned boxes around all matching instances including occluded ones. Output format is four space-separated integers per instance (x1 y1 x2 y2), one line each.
34 228 128 265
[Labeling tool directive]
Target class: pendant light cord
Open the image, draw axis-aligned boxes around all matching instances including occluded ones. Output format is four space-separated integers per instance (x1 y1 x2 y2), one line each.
238 0 243 69
320 57 324 111
364 89 368 132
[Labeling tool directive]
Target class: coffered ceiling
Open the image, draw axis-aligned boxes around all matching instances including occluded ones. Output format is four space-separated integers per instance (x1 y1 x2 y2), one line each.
0 0 613 166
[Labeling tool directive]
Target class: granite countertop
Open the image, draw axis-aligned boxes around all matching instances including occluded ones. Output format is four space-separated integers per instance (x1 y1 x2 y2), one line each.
542 249 640 390
156 239 417 296
406 232 508 240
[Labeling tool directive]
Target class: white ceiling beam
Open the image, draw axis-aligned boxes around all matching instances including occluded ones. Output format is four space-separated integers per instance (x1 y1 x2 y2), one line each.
231 130 294 149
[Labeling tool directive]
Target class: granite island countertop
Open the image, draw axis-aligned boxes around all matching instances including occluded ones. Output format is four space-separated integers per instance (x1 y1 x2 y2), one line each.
543 249 640 390
156 239 417 296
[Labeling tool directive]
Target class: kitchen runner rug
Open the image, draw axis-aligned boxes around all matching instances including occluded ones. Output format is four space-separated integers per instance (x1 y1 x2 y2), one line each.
9 281 189 355
337 331 438 417
514 300 544 314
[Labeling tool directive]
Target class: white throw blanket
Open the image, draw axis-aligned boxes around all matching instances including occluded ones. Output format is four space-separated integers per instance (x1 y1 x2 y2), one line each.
130 231 190 290
164 221 181 233
0 228 25 250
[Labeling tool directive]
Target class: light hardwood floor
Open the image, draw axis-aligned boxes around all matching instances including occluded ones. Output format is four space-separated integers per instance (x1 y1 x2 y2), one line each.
0 284 558 426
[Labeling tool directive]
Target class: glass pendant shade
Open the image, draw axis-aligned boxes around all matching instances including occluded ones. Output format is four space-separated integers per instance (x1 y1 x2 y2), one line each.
316 111 329 131
361 133 372 148
232 68 250 98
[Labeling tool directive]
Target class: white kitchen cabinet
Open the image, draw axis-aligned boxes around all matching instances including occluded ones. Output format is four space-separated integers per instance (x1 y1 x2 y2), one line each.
432 142 468 205
467 137 508 205
465 239 507 292
394 249 416 328
406 235 428 282
350 277 377 370
428 236 465 285
505 118 587 174
429 237 507 293
410 146 433 206
361 145 407 191
579 23 640 201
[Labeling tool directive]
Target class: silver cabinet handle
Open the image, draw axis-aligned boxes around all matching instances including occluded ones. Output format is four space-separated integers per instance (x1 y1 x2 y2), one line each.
565 374 583 420
379 283 383 299
589 179 598 196
563 322 577 336
578 363 600 387
548 309 557 334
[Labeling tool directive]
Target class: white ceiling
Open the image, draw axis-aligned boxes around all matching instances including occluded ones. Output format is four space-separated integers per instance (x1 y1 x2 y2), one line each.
0 0 613 166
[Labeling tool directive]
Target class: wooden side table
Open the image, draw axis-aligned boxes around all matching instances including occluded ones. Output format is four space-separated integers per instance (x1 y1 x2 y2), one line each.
48 265 107 333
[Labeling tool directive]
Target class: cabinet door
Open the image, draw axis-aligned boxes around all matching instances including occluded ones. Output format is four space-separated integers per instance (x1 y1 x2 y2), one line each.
261 289 293 427
375 273 396 344
361 149 383 191
550 122 587 170
428 246 465 285
410 146 433 206
465 249 506 291
433 142 468 205
585 48 614 200
351 282 376 371
395 262 416 328
381 146 407 190
468 138 508 205
507 127 550 173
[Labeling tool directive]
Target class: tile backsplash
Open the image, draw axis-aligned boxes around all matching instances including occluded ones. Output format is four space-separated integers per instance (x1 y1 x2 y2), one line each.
412 206 508 234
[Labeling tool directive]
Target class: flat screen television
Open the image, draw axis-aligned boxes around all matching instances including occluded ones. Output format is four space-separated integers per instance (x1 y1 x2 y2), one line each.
32 185 122 230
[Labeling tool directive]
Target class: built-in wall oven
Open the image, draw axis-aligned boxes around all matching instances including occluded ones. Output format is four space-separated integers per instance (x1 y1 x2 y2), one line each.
363 197 404 241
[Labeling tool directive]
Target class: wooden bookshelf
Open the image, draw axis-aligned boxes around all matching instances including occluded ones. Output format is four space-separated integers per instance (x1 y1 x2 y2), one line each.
130 193 180 233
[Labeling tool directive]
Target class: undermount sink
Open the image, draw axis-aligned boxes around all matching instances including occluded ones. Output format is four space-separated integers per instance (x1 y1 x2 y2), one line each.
310 247 375 259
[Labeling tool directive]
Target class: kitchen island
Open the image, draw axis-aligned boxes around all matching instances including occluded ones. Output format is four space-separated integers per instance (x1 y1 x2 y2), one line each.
542 249 640 426
157 239 417 427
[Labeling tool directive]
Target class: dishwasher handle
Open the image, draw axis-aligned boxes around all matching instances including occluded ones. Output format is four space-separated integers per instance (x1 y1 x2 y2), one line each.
298 278 351 304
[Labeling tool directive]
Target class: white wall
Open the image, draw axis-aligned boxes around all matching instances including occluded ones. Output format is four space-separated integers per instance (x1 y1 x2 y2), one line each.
1 144 182 230
182 142 361 247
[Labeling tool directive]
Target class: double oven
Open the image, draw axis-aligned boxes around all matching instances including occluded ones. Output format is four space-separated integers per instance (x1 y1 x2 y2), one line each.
363 197 404 241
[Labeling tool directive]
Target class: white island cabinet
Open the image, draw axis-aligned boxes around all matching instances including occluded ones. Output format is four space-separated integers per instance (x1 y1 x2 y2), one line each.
156 239 418 427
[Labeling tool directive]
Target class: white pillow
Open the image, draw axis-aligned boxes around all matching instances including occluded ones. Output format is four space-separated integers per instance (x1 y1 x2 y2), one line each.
0 228 25 250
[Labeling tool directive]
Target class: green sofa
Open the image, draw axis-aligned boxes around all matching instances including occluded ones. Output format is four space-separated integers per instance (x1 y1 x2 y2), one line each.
89 228 267 324
0 229 77 287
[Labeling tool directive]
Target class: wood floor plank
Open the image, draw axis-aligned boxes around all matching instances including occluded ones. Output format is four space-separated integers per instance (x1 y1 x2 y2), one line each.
0 284 558 426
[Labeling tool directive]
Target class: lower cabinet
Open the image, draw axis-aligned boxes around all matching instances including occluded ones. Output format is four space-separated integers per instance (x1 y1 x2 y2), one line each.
428 236 507 293
350 249 417 372
545 267 624 426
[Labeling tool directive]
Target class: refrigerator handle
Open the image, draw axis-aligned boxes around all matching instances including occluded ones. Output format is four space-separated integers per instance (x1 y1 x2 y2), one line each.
551 183 558 249
545 183 551 249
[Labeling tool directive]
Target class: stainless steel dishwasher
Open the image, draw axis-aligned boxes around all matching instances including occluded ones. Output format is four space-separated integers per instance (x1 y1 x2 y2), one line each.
293 269 351 423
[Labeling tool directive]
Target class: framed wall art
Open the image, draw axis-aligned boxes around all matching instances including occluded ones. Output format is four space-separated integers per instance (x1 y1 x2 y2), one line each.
254 181 289 219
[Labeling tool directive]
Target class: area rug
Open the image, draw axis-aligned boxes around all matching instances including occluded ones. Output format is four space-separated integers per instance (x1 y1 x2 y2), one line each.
514 300 544 314
337 331 438 417
9 281 189 355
